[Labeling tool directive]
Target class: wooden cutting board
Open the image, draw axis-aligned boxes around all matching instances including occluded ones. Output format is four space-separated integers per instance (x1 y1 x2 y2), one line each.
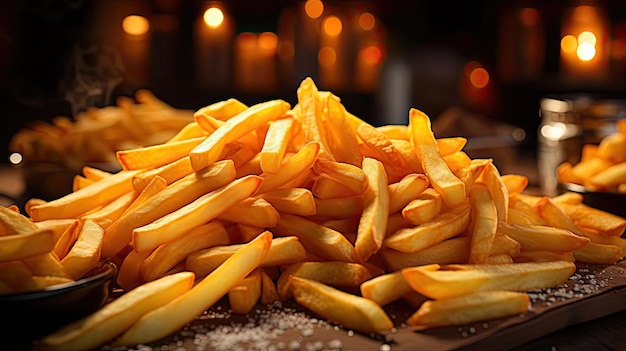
124 260 626 351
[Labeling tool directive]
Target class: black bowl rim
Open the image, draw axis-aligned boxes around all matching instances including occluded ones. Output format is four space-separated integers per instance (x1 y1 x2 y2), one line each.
0 259 117 301
559 182 626 196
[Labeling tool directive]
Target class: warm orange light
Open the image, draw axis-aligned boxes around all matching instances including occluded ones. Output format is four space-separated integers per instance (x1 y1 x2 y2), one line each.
323 15 342 37
237 32 257 50
578 31 597 46
304 0 324 19
577 42 596 61
258 32 278 52
469 66 489 89
561 35 578 54
122 15 150 36
360 45 383 65
318 46 336 67
358 12 376 31
203 7 224 28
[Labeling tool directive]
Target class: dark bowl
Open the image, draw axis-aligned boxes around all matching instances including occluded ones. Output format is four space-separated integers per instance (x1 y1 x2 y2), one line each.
559 182 626 219
0 260 117 348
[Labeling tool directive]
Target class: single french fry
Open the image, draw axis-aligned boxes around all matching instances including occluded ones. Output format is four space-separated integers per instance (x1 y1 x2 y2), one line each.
355 157 390 262
501 174 529 195
277 261 372 300
217 197 280 228
402 188 442 225
186 236 307 277
535 197 587 237
228 269 262 314
260 117 295 174
258 141 320 194
258 188 316 216
497 222 590 252
377 125 408 140
39 271 195 351
189 100 290 172
290 276 393 333
194 98 248 121
407 290 529 328
322 93 362 166
314 158 368 196
23 252 71 278
117 249 152 291
81 191 137 228
390 139 424 173
260 269 281 305
273 213 357 262
356 121 413 183
513 250 575 263
0 205 37 235
409 108 466 207
131 156 193 193
295 78 335 161
117 136 205 171
29 170 140 221
73 175 95 191
113 231 272 347
574 242 623 264
436 137 468 156
387 173 430 214
102 160 235 258
140 221 230 282
360 271 413 306
551 192 583 205
0 229 54 261
557 202 626 237
54 220 80 259
443 151 472 173
33 218 77 243
479 162 509 222
61 219 104 280
402 261 575 300
385 200 471 253
312 173 358 199
166 121 207 143
468 183 498 264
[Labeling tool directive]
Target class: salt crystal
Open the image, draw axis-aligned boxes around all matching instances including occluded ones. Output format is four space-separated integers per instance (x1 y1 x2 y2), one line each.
327 338 343 350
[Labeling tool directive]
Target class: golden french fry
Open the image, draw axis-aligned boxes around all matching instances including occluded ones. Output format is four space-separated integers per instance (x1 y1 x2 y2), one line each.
258 141 320 194
436 137 468 156
29 170 140 221
312 173 358 199
356 121 413 183
39 271 195 351
468 183 498 264
0 205 37 235
479 162 509 222
355 157 389 262
387 173 430 214
402 188 442 225
54 220 80 259
513 250 575 263
117 136 205 171
390 138 424 173
295 78 335 161
590 162 626 189
132 175 262 253
258 187 316 216
574 242 623 264
277 261 372 300
597 132 626 163
131 156 193 193
551 191 583 205
497 222 590 252
260 117 296 174
102 160 235 258
409 108 466 207
80 191 137 228
501 174 529 195
402 261 575 300
407 290 529 328
274 213 357 262
557 202 626 237
290 276 393 333
217 197 280 228
322 93 362 166
113 231 272 347
186 236 307 277
166 121 207 143
140 221 229 282
194 98 248 121
534 197 587 237
443 151 472 173
61 219 104 280
189 100 290 172
360 271 413 306
377 125 408 140
72 175 95 191
0 229 54 261
314 158 368 195
313 196 363 218
23 253 70 279
260 269 281 305
385 200 470 253
0 260 36 293
228 269 262 314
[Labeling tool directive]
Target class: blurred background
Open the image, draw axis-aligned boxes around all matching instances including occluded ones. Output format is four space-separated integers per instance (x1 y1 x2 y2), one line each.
2 0 626 192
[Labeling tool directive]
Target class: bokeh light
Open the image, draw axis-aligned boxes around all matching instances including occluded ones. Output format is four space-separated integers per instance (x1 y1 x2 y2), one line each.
323 15 342 37
561 35 578 54
203 7 224 28
358 12 376 31
318 46 337 67
577 42 596 61
122 15 150 36
304 0 324 19
258 32 278 52
360 45 383 65
578 31 597 46
8 152 23 165
469 66 490 89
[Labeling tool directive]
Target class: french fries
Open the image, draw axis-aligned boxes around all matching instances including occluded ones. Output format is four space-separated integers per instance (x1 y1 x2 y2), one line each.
4 78 623 350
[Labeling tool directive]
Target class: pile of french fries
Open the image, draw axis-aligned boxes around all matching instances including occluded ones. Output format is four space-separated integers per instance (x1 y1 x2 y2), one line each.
2 77 625 350
558 118 626 192
9 90 193 168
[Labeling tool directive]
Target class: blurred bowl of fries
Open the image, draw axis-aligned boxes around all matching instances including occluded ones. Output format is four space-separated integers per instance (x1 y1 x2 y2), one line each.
0 259 116 346
9 90 193 200
559 182 626 219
